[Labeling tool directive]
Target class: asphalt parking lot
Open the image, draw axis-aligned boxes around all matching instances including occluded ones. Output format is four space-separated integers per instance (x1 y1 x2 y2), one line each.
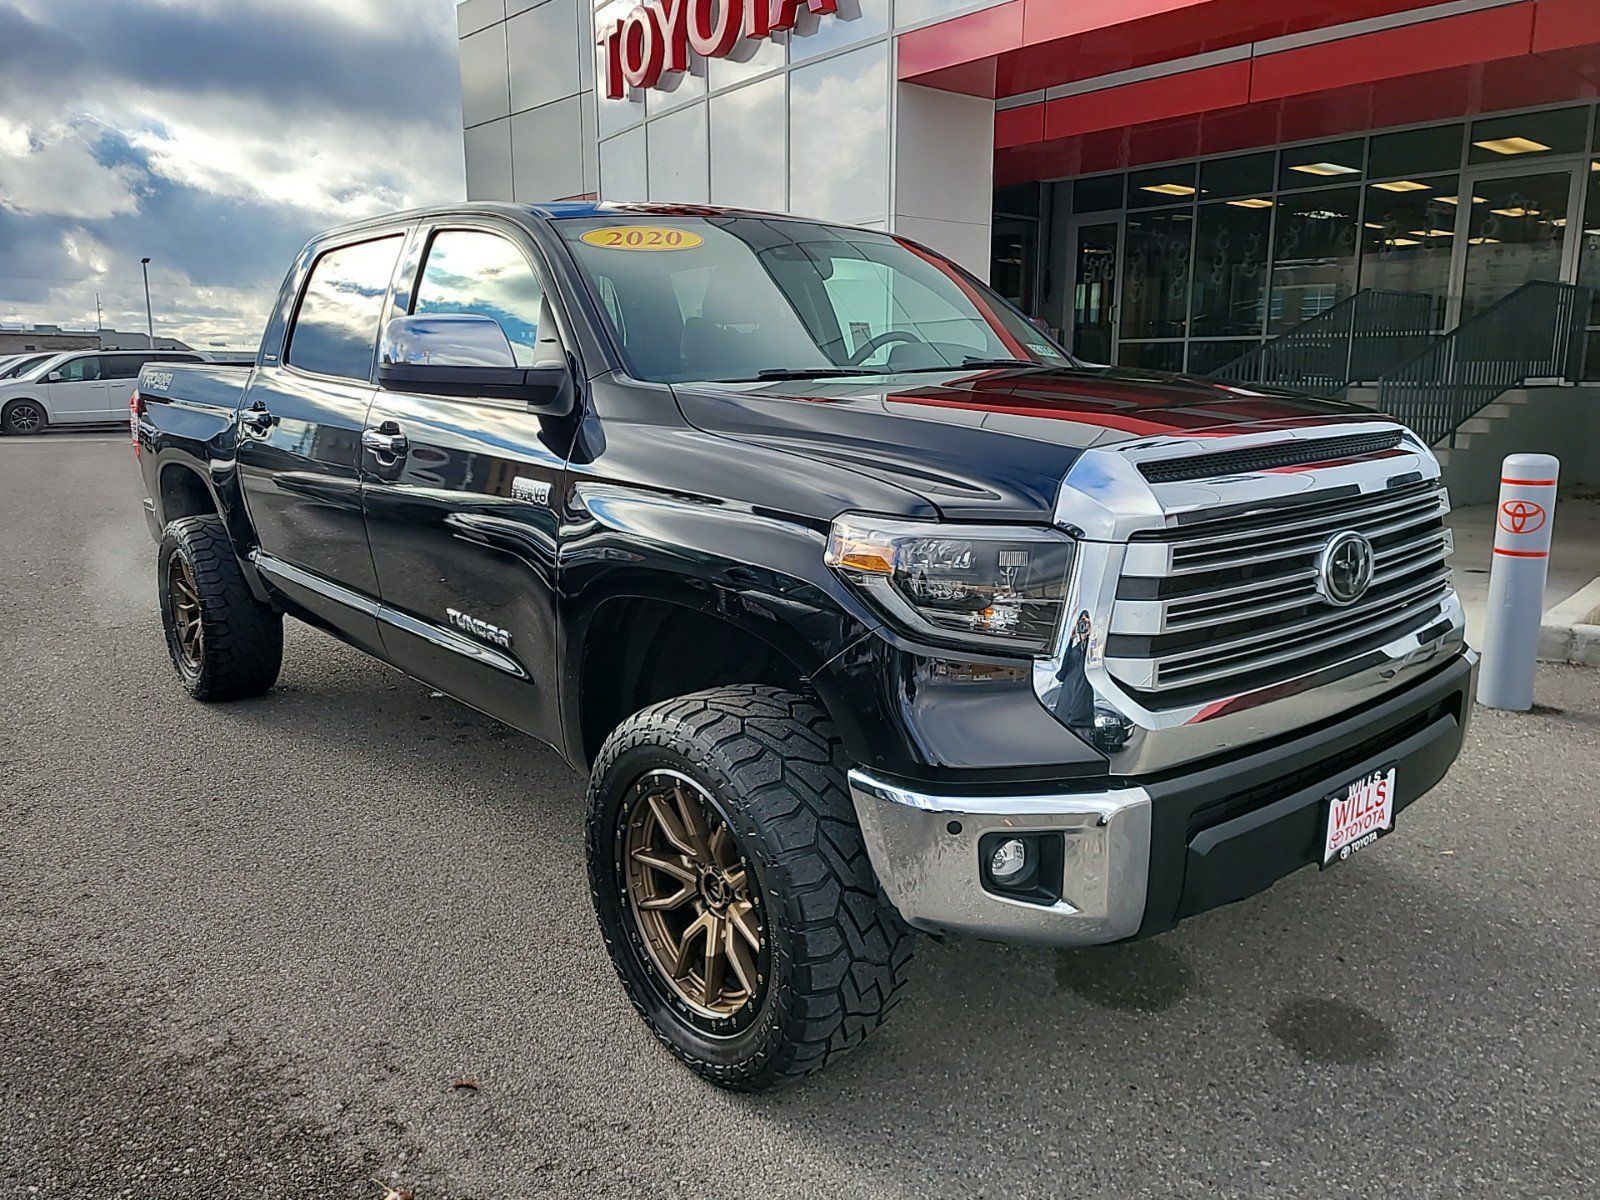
2 431 1597 1199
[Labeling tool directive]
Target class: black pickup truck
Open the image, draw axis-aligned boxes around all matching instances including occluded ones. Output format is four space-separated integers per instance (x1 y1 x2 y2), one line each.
133 202 1474 1090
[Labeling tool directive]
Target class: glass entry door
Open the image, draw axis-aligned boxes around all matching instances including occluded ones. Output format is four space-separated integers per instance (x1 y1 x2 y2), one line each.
1067 219 1118 365
1455 167 1583 323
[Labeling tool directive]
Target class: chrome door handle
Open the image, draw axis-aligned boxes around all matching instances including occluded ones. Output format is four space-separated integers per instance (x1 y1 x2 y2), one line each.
362 422 408 457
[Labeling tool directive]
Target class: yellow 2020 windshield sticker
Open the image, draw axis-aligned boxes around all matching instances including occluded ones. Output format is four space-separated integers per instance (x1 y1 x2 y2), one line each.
579 226 705 251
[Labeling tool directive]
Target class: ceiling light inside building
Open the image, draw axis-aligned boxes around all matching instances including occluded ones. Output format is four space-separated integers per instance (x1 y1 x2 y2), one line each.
1407 229 1455 238
1140 183 1198 196
1227 198 1273 208
1389 237 1422 246
1473 136 1550 155
1374 180 1430 192
1468 236 1502 245
1290 161 1360 176
1490 206 1541 217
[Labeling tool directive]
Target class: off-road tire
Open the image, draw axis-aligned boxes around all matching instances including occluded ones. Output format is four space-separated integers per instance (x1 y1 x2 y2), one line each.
587 685 915 1091
1 398 47 435
157 516 283 701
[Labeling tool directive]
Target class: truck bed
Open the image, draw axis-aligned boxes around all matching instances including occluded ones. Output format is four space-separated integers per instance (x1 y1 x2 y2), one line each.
136 362 252 414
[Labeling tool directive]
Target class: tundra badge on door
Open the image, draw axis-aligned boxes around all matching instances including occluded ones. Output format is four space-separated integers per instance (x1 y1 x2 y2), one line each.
447 608 513 649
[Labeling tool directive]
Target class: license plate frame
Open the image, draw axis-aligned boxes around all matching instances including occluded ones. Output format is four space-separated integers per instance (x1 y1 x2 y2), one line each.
1321 763 1397 869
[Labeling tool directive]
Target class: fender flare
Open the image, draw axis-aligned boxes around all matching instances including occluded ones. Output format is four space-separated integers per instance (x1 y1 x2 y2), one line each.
558 483 881 762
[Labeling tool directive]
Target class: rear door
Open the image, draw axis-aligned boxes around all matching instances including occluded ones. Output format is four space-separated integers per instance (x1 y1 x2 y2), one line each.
361 220 576 742
236 231 407 652
43 355 110 422
98 355 155 417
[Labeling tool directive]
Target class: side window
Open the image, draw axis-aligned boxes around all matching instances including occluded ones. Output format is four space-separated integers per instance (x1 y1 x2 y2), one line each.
411 230 553 367
287 235 404 380
101 355 147 381
51 356 103 383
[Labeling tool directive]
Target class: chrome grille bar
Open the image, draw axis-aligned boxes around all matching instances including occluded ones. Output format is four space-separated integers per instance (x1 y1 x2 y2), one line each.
1104 480 1454 698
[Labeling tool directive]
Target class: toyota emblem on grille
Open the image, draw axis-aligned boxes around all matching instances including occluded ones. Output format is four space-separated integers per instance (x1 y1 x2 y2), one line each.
1316 530 1375 606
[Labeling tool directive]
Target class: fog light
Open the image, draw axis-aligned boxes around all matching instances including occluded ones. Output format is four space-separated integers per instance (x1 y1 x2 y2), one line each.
989 838 1029 884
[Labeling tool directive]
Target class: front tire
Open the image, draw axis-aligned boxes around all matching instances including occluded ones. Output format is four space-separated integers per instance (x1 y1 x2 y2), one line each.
587 685 914 1091
1 398 47 435
157 516 283 701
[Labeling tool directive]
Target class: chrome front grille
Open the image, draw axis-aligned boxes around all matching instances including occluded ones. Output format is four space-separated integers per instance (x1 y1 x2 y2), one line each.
1104 482 1453 703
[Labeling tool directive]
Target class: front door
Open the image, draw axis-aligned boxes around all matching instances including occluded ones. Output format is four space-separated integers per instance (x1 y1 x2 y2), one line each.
236 232 406 652
1452 165 1584 324
360 222 573 744
43 354 110 422
1065 219 1119 365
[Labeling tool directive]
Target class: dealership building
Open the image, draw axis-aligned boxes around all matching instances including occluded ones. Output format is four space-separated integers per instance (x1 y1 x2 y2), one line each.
457 0 1600 495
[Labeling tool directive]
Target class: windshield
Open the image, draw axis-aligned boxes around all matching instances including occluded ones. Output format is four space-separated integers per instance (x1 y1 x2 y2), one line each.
556 215 1071 384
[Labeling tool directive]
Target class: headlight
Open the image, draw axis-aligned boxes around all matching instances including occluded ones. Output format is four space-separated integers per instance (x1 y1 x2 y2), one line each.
824 515 1076 653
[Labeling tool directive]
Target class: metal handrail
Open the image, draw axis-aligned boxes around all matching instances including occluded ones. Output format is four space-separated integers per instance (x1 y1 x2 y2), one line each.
1376 280 1592 448
1207 289 1436 395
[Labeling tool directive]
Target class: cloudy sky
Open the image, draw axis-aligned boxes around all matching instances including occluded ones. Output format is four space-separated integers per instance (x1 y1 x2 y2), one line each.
0 0 465 349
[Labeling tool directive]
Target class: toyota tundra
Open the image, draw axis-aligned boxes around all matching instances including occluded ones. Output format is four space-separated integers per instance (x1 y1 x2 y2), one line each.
131 202 1473 1090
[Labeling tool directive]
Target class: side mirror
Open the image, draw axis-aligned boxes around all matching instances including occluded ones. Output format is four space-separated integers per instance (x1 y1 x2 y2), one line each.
378 313 574 416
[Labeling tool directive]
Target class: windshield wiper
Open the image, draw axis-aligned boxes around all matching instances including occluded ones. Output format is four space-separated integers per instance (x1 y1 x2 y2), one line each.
959 357 1050 369
712 367 884 382
885 357 1048 375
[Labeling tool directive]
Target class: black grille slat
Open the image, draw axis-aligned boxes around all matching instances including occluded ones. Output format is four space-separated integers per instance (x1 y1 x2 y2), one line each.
1138 431 1403 484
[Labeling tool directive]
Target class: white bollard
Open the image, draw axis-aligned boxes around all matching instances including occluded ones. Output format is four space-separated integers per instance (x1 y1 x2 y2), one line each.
1477 453 1559 712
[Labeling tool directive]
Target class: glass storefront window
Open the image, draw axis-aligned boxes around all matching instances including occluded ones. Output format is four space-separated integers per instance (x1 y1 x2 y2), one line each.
788 42 889 225
1370 125 1462 179
1360 175 1457 329
1579 160 1600 378
1190 200 1271 337
1015 102 1600 372
1469 107 1589 165
1129 162 1199 208
1071 222 1118 365
1280 139 1365 190
1199 152 1274 200
1118 342 1185 373
647 102 709 203
1121 210 1192 340
1185 339 1260 375
1268 186 1360 332
710 75 787 211
1073 174 1123 213
1461 170 1574 320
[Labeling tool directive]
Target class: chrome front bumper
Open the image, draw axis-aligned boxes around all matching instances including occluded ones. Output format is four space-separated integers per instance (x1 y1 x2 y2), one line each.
847 769 1152 945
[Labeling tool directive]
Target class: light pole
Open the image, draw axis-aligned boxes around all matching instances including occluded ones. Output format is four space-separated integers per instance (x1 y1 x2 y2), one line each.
140 257 155 348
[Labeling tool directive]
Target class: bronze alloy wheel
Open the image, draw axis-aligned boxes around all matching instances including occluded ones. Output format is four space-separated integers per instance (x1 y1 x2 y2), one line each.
167 553 204 670
621 769 765 1026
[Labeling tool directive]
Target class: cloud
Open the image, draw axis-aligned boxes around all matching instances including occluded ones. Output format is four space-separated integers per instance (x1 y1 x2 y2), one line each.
0 0 465 347
0 120 143 220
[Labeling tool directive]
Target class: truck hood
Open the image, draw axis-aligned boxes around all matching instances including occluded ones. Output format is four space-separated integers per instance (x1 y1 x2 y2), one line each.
672 365 1377 522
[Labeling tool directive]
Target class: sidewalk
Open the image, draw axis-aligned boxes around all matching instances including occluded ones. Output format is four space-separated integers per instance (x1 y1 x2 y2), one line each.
1447 493 1600 649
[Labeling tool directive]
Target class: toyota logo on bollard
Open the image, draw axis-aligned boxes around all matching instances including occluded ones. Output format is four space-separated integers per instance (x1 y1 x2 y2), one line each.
1316 530 1376 606
1499 498 1547 535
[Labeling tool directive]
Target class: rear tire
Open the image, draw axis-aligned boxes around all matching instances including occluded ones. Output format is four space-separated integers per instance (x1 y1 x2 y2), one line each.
157 516 283 701
587 685 914 1091
1 398 46 435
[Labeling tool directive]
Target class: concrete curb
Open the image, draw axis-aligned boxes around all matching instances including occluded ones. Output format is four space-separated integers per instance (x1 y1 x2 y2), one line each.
1538 577 1600 666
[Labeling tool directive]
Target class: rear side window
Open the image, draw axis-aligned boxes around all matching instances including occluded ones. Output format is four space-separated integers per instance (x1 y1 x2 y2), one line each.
101 356 145 380
411 230 551 367
288 235 404 380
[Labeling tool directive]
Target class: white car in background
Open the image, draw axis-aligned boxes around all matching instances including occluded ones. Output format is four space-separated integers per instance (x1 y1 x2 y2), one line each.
0 349 203 435
0 353 55 380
